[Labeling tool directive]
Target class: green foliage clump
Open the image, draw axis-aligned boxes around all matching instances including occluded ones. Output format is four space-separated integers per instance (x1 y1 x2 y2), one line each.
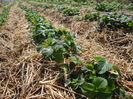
99 13 133 30
95 1 121 12
37 4 54 9
62 8 80 16
83 12 133 31
56 5 80 16
19 4 80 63
71 2 82 7
64 57 128 99
20 3 128 99
37 37 80 62
27 1 80 16
83 11 100 21
55 5 68 11
0 4 13 26
28 1 54 9
125 3 133 10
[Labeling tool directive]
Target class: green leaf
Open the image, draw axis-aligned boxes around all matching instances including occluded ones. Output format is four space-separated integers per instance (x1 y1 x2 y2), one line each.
94 57 113 74
96 93 112 99
112 66 121 76
65 79 71 87
93 56 106 61
81 66 92 72
76 74 85 85
70 56 83 65
60 65 68 70
93 77 108 90
86 62 94 70
81 82 95 91
41 47 53 58
53 51 64 63
99 63 113 74
80 88 96 98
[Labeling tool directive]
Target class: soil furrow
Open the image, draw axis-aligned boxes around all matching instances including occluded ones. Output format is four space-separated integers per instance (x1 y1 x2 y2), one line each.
0 3 43 98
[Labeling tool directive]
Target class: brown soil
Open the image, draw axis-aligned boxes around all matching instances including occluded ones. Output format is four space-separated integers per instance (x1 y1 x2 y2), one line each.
0 3 36 98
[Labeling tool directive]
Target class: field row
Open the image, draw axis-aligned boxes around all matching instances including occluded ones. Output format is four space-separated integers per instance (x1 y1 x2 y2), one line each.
0 1 132 99
27 1 133 31
31 0 133 11
19 2 132 99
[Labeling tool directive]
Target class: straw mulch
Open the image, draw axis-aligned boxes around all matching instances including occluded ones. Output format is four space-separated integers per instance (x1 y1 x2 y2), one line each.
0 3 78 99
23 2 133 97
0 2 132 99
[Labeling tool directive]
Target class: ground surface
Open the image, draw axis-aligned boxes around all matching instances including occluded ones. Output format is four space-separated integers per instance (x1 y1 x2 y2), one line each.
0 2 133 99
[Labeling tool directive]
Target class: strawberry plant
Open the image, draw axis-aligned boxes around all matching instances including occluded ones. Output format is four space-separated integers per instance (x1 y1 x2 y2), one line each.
62 8 80 16
71 2 82 7
95 1 120 12
28 1 54 9
27 1 80 16
99 13 133 30
37 38 80 62
83 12 133 31
55 5 68 11
20 4 128 99
83 11 100 21
19 4 80 63
64 57 128 99
125 3 133 10
56 5 80 16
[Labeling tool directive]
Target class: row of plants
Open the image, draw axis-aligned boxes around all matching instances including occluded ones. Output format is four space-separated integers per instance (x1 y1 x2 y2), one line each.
19 3 80 63
124 3 133 10
31 0 133 11
83 11 133 31
99 13 133 30
83 11 100 21
95 1 122 12
0 3 14 27
29 0 96 7
27 1 80 16
19 3 129 99
56 5 80 16
27 1 54 9
27 1 133 31
95 1 133 11
29 0 72 5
